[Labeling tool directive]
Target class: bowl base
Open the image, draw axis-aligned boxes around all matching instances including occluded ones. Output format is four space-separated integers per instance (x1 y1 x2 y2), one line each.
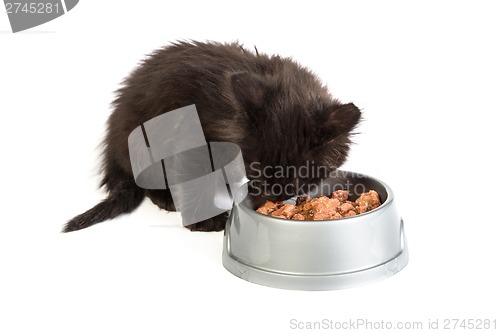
222 220 409 291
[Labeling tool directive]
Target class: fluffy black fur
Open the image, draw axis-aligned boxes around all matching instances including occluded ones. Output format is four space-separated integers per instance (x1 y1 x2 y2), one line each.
63 41 361 233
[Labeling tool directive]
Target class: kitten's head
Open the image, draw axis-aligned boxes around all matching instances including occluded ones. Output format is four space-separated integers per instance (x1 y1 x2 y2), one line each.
229 68 361 200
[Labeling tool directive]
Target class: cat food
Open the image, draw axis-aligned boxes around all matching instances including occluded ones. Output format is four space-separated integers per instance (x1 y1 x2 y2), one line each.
256 190 381 220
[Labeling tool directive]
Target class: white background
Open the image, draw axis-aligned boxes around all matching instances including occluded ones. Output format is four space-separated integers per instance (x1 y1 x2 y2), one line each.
1 1 499 332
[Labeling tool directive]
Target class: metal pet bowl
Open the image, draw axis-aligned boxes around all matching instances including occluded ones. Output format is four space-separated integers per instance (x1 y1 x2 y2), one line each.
222 171 409 290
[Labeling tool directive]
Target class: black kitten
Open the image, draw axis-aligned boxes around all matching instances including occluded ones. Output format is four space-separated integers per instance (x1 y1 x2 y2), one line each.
63 41 361 233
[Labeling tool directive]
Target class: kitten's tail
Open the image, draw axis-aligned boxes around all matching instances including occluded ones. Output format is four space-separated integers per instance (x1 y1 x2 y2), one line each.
62 185 145 233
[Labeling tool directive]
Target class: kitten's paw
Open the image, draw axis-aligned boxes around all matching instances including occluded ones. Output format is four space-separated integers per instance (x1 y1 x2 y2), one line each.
184 213 228 232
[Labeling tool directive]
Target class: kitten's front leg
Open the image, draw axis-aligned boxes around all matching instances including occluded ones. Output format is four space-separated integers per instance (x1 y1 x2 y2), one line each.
184 212 228 232
145 189 177 211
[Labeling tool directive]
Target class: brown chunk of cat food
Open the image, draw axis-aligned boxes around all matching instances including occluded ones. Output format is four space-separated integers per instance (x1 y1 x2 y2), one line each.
271 204 297 219
256 190 381 220
256 201 278 215
331 211 343 219
331 190 349 203
292 213 306 220
340 202 355 214
331 198 341 208
355 190 381 214
344 210 357 217
310 196 338 220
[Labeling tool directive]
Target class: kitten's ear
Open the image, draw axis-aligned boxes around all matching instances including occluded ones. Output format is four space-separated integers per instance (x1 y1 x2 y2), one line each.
229 72 267 110
323 103 362 135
